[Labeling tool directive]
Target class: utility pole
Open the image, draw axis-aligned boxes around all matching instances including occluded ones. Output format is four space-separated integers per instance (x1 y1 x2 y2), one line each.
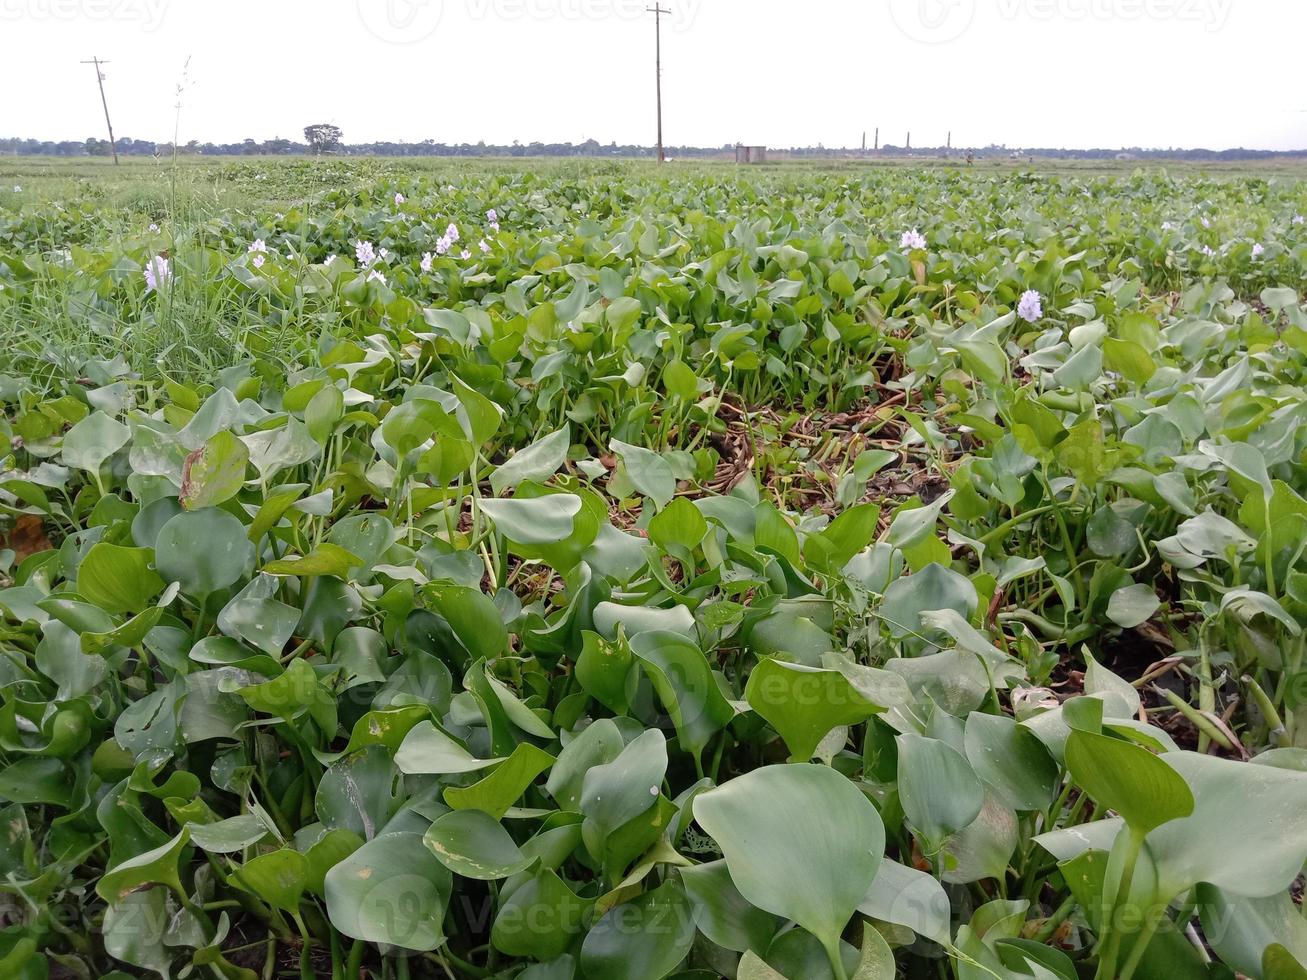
647 5 670 162
80 57 119 165
874 128 879 152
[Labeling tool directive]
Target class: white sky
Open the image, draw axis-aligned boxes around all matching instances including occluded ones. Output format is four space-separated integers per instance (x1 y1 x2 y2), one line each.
4 0 1306 150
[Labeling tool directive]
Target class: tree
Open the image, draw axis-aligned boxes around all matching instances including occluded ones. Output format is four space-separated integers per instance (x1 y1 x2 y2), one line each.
303 123 343 156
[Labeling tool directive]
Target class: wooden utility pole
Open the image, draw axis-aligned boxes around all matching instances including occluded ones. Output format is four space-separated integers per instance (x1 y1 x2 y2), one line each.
647 5 670 162
80 57 119 165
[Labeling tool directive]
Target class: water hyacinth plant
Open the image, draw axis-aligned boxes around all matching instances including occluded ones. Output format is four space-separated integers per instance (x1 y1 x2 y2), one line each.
0 158 1303 979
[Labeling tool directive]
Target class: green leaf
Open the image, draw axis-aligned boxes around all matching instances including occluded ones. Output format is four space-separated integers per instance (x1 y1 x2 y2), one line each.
896 733 985 852
480 495 581 545
97 827 191 903
580 729 667 865
745 658 880 763
305 384 345 443
324 831 452 952
239 658 337 736
611 440 675 510
490 426 570 495
423 809 533 880
492 866 590 961
234 848 307 913
680 859 781 954
662 359 699 401
77 543 164 614
1148 752 1307 899
629 630 734 761
1103 337 1157 385
857 859 952 945
62 410 130 480
155 509 254 595
262 543 362 578
425 584 507 661
396 721 506 775
880 563 977 640
580 879 696 980
180 430 249 510
1106 583 1161 629
806 503 880 574
453 376 504 447
964 712 1059 812
443 742 555 819
188 814 272 854
1065 730 1194 835
1198 885 1307 978
647 496 709 558
695 764 885 957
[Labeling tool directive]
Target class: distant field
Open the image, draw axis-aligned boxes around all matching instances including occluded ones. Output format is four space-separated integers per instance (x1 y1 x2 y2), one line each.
1 156 1306 979
4 151 1306 205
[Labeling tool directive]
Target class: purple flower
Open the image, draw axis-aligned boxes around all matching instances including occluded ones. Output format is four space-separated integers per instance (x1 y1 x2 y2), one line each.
900 228 926 250
1252 242 1265 258
1201 245 1215 258
149 222 160 233
479 239 490 254
487 208 500 232
1294 215 1305 226
460 249 471 260
249 239 268 254
1161 222 1173 231
435 235 451 256
445 223 460 244
420 252 434 273
367 268 386 284
144 255 172 293
1200 216 1211 229
325 254 338 266
354 240 376 267
394 192 406 206
1017 289 1043 323
252 254 266 269
378 248 390 260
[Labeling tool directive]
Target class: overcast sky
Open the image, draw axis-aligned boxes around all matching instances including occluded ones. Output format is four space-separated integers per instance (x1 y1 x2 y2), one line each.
4 0 1305 150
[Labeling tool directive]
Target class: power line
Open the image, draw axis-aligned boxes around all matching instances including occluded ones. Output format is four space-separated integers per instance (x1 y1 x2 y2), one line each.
647 5 670 163
79 57 119 165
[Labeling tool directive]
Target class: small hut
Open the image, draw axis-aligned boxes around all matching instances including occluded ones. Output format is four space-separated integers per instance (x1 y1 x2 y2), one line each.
734 144 767 164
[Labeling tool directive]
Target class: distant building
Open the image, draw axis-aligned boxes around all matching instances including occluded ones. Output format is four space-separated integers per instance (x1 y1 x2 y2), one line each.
735 144 767 164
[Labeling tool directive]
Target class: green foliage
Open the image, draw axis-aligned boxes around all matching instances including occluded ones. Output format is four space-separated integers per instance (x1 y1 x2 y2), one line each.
1 159 1306 978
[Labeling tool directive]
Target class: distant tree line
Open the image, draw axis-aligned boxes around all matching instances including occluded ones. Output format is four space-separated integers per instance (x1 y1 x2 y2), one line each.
0 135 1301 162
